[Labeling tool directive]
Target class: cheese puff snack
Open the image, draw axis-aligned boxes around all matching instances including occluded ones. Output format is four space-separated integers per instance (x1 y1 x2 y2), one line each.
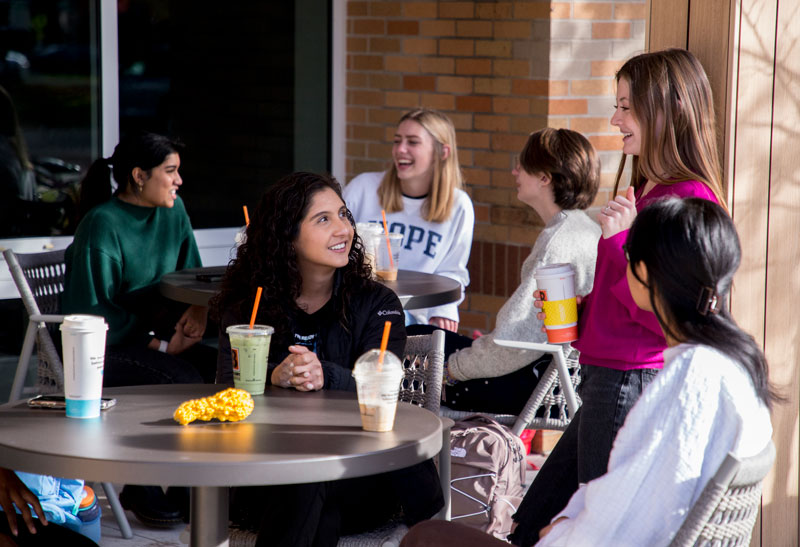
173 387 255 425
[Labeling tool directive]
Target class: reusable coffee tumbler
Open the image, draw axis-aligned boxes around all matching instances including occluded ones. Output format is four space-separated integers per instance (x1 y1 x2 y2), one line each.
352 349 403 432
60 315 108 418
227 324 274 395
534 263 579 343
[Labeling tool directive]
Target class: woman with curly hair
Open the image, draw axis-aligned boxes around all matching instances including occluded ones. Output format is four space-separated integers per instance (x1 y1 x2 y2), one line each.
212 172 443 546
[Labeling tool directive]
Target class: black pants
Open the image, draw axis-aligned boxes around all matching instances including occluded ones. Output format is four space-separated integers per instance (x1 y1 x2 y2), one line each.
104 342 217 387
0 514 97 546
231 461 444 547
406 325 551 415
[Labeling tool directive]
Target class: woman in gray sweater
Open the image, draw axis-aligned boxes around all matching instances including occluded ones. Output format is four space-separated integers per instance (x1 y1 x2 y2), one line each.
410 128 600 413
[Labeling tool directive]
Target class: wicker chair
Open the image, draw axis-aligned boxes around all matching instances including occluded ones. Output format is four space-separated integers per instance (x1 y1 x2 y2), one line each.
668 440 775 547
440 339 581 436
3 248 134 540
230 330 451 547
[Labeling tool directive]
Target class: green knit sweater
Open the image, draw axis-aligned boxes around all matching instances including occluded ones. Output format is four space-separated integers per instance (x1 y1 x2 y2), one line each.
63 196 202 346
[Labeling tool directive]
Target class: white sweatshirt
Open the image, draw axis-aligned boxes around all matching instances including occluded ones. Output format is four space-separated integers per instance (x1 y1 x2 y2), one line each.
343 171 474 324
537 343 773 547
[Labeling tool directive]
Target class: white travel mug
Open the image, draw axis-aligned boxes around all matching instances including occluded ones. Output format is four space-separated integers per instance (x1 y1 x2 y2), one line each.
60 315 108 418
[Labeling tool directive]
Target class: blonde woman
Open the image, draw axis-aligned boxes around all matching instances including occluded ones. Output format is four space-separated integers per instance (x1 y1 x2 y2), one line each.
343 108 474 332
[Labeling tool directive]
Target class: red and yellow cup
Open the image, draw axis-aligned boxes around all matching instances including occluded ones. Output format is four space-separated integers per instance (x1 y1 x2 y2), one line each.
535 264 578 344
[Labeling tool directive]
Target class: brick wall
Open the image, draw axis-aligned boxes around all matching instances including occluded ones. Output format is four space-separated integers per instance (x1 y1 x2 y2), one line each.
345 0 646 333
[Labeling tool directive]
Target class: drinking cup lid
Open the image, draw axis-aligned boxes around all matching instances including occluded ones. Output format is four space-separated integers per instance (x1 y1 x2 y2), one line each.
534 263 574 278
226 324 274 336
60 315 108 332
352 349 403 377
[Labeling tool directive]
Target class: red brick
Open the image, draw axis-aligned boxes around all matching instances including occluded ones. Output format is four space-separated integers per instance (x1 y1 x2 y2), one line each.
347 141 365 156
421 92 456 111
403 38 438 55
551 3 570 18
475 40 512 58
513 1 551 19
437 75 473 94
572 79 614 95
474 114 510 132
403 2 438 17
419 56 455 74
590 135 624 151
369 73 402 89
474 77 511 95
476 2 512 19
591 60 624 77
369 37 401 53
385 56 420 72
420 20 456 37
459 149 473 166
367 142 392 158
571 117 613 133
491 133 527 152
352 55 383 71
387 20 419 35
492 205 540 226
574 2 613 19
475 224 511 244
369 1 401 16
467 240 482 292
404 75 436 91
348 2 368 16
548 99 588 115
457 21 493 38
347 72 368 87
463 167 491 186
512 79 548 95
455 131 490 149
474 150 512 169
439 2 475 18
458 311 490 331
385 91 420 108
455 95 492 112
349 89 384 106
494 243 507 295
347 37 367 53
352 159 388 174
347 106 366 123
353 19 384 35
473 186 512 205
510 115 547 134
368 108 404 124
439 39 474 56
480 241 494 294
455 58 492 75
614 3 647 20
493 59 529 77
352 124 385 141
493 21 531 39
473 202 490 222
592 22 631 39
493 96 529 114
491 169 517 188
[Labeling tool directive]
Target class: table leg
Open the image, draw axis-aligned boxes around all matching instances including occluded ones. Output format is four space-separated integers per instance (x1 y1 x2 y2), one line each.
190 486 229 547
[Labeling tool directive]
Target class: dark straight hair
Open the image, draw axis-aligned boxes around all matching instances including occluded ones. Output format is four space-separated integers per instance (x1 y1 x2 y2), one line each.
626 197 779 408
77 131 184 221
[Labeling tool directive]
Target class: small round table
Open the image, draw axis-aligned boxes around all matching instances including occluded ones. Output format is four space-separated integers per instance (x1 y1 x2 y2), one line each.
0 384 444 547
159 266 462 310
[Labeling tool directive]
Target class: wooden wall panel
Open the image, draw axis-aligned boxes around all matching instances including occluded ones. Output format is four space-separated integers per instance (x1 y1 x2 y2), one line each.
646 0 689 50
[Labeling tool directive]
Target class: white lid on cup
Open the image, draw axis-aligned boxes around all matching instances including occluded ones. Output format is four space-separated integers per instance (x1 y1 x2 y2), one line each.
226 324 274 336
534 263 575 279
60 314 108 333
352 349 403 378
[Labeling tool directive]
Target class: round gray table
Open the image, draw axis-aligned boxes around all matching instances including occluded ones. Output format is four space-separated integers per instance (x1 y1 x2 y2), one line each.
0 384 444 547
160 266 462 310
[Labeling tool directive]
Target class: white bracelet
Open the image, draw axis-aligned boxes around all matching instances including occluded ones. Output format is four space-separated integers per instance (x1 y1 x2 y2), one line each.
158 340 169 353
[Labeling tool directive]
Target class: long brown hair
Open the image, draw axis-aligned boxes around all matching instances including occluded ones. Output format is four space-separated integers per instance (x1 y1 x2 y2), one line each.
613 49 726 210
378 108 463 223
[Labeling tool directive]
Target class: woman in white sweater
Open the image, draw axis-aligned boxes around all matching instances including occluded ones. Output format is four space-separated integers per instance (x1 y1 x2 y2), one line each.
434 128 601 414
343 108 474 331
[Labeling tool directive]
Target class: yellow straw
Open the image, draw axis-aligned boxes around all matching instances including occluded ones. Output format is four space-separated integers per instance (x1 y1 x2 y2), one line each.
249 286 263 329
377 321 391 369
380 210 394 268
243 205 250 226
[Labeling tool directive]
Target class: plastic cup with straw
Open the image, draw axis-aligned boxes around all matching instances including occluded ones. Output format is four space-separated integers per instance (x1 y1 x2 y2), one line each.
226 286 273 395
374 211 401 281
352 320 404 431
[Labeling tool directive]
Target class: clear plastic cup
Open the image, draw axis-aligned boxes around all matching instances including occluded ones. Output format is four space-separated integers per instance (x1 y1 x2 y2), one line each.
60 315 108 418
352 349 404 432
227 324 274 395
373 233 403 282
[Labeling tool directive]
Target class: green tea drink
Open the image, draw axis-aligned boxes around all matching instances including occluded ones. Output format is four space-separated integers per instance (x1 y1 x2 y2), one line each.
227 324 274 395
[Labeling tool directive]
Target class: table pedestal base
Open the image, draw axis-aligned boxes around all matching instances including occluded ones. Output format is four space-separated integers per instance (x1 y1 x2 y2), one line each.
191 486 229 547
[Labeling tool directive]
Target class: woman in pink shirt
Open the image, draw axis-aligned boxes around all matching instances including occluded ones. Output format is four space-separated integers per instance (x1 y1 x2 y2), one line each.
510 49 729 544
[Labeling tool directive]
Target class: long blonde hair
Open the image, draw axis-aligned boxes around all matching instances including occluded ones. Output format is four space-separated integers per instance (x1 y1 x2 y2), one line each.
613 49 726 210
378 108 462 223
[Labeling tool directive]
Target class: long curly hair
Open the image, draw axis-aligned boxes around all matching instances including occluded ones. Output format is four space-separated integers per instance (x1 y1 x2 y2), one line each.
211 172 372 340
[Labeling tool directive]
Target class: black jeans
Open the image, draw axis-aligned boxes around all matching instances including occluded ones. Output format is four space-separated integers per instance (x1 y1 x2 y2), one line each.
510 364 659 546
0 513 97 546
103 342 217 387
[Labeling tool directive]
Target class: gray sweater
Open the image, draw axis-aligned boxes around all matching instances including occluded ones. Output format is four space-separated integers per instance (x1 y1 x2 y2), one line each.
448 209 600 381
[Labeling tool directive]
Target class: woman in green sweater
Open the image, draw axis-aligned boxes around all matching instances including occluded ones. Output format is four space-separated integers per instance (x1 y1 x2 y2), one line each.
63 131 215 387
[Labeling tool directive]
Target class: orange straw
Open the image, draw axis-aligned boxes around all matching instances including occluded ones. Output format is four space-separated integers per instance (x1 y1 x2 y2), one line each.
380 210 394 268
243 205 250 226
377 320 391 369
249 286 263 329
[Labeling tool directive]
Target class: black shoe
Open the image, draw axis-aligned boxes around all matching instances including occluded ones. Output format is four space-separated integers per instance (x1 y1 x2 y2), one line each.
166 486 190 523
119 485 183 528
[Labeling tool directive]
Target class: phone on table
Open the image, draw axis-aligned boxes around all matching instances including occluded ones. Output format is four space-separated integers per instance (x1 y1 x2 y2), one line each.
27 395 117 410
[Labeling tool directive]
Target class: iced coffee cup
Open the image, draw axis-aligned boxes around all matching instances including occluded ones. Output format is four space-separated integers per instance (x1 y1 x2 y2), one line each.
357 222 383 277
373 233 402 282
534 263 578 344
352 349 404 432
227 324 274 395
60 315 108 418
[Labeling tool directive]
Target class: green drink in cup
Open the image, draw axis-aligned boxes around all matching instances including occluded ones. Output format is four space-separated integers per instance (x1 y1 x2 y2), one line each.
227 324 274 395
